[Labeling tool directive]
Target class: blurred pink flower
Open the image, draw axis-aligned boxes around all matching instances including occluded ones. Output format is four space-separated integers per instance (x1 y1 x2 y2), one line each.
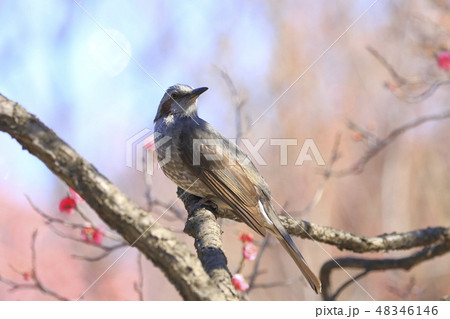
81 225 104 245
238 232 253 243
59 188 85 214
232 274 249 291
351 132 362 142
243 242 258 261
59 197 76 214
437 51 450 70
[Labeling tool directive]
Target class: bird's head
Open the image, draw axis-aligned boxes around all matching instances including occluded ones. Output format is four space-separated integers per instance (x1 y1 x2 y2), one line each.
154 84 208 122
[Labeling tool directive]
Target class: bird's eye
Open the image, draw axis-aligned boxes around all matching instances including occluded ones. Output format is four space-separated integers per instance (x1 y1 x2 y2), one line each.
171 93 180 99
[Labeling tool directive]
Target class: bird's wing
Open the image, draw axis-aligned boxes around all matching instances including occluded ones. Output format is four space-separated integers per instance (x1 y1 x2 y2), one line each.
179 120 267 236
201 161 267 236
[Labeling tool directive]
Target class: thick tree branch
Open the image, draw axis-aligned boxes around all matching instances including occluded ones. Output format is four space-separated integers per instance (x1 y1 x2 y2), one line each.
177 188 239 300
185 193 449 297
2 93 449 300
0 94 227 301
278 216 449 253
213 208 449 254
211 199 450 255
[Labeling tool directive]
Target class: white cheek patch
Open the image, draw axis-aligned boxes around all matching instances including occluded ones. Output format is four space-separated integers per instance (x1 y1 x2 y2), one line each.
258 200 273 225
164 114 175 125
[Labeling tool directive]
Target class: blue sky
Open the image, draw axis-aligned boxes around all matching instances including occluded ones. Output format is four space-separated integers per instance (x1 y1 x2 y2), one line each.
0 0 278 199
0 0 389 204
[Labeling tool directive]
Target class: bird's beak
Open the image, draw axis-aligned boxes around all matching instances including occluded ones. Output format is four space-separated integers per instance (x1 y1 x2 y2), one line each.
190 87 208 98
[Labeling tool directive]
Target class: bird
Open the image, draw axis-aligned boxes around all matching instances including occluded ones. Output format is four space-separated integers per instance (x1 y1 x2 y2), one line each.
153 84 321 294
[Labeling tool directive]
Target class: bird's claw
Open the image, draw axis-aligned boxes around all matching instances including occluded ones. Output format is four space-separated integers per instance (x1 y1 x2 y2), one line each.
188 195 217 214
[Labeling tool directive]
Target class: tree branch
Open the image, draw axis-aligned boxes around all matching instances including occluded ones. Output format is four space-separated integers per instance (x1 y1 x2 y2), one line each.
180 191 449 298
333 110 450 176
210 195 450 255
2 93 449 300
320 241 450 300
0 230 70 300
0 93 227 301
367 46 450 103
278 216 449 253
134 253 145 301
177 188 239 300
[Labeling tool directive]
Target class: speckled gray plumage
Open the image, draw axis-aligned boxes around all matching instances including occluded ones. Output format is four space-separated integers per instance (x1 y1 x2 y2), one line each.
153 84 321 293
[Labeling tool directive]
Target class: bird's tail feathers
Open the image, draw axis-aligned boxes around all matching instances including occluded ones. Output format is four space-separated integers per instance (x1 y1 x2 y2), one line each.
267 211 322 294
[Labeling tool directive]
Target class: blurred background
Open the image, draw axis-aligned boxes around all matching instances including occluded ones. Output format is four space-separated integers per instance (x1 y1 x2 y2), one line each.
0 0 449 300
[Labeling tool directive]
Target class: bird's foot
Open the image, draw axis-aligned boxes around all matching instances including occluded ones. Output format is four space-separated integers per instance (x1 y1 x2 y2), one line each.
188 195 217 214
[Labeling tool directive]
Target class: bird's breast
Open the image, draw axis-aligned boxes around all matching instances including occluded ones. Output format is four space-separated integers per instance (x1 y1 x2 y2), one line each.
154 119 214 198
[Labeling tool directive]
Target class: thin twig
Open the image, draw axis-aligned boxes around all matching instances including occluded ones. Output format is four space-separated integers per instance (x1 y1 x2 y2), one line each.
401 79 450 103
134 253 145 301
27 196 127 261
302 133 341 215
143 173 186 221
46 224 125 252
74 206 95 225
71 243 127 262
329 270 370 301
26 195 123 242
333 110 450 176
320 241 450 300
367 46 408 85
218 68 248 144
248 235 271 291
0 230 70 300
367 46 450 103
